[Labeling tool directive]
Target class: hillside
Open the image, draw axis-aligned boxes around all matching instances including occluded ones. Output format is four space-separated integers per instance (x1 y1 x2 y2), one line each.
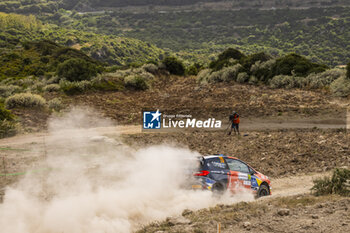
2 0 350 13
0 13 165 66
62 6 350 66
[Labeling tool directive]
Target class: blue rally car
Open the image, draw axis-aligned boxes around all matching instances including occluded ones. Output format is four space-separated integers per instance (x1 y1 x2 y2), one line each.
192 155 271 197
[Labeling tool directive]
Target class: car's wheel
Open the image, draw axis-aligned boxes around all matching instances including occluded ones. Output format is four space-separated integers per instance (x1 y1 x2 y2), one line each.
212 183 224 197
257 184 270 198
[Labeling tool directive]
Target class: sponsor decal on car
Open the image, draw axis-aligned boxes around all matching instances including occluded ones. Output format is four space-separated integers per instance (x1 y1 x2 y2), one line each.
238 173 248 180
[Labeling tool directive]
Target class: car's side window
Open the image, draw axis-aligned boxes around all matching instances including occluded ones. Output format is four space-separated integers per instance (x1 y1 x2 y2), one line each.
225 159 249 173
205 158 228 171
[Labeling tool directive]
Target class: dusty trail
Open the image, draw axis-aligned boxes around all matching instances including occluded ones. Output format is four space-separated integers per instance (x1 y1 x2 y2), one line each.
0 116 348 147
0 119 344 233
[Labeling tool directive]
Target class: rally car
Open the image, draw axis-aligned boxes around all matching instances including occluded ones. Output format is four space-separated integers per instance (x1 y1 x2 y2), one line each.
192 155 271 197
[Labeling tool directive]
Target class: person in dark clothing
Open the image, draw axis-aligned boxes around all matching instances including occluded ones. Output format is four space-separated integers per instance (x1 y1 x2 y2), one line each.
228 111 240 135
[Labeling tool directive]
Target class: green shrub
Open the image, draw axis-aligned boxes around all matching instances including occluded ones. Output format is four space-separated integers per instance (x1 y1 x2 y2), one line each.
236 72 249 83
312 168 350 197
209 48 244 71
220 64 242 82
142 63 158 74
0 103 17 138
48 98 63 111
5 93 46 109
250 59 276 82
57 58 100 81
197 64 242 84
162 57 185 75
196 69 211 84
186 64 199 76
218 48 245 61
330 76 350 97
0 120 17 138
0 103 14 121
43 84 60 92
248 75 258 85
305 69 344 89
59 80 92 95
241 52 271 72
269 75 302 89
91 76 124 91
0 85 21 98
272 53 328 77
124 75 149 90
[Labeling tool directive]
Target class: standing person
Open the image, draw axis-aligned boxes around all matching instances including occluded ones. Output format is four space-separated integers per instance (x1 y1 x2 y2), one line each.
228 111 240 135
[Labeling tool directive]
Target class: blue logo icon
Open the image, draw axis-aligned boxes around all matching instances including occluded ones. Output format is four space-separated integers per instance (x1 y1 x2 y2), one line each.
143 110 162 129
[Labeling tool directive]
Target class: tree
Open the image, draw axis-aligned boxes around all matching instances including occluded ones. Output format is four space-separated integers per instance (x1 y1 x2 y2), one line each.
162 57 185 75
57 58 99 81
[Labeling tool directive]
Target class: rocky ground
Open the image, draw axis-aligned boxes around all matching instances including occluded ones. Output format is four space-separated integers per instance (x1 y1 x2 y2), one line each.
11 76 349 132
122 129 349 178
137 194 350 233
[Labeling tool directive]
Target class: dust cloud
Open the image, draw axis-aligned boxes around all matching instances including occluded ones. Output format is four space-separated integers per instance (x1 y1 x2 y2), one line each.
0 108 254 233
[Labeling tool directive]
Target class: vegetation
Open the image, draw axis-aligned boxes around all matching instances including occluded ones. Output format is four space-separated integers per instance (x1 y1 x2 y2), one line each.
0 102 17 138
0 39 102 79
57 58 101 81
312 168 350 197
0 13 165 68
347 62 350 79
1 1 349 14
162 57 185 76
5 93 46 109
272 53 328 77
52 6 350 66
197 48 350 97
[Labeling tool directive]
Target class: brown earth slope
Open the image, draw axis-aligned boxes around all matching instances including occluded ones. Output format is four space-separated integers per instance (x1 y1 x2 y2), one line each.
122 129 349 178
13 76 348 131
137 195 350 233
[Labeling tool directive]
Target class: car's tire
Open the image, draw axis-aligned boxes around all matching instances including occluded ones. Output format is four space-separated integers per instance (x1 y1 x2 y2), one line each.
212 183 225 197
257 184 270 198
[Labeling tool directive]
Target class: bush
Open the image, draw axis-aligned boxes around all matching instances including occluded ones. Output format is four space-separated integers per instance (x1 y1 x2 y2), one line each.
5 93 46 109
218 48 245 61
248 75 258 85
236 72 249 83
43 84 60 92
91 76 124 91
241 52 271 72
305 69 344 89
142 63 158 74
0 120 17 138
250 59 276 82
196 69 211 84
269 75 301 89
220 64 242 82
162 57 185 75
330 76 350 97
312 168 350 197
186 64 199 76
59 80 92 95
48 98 63 111
0 103 14 121
272 53 328 77
209 48 244 71
124 75 149 90
0 85 21 98
57 58 100 81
